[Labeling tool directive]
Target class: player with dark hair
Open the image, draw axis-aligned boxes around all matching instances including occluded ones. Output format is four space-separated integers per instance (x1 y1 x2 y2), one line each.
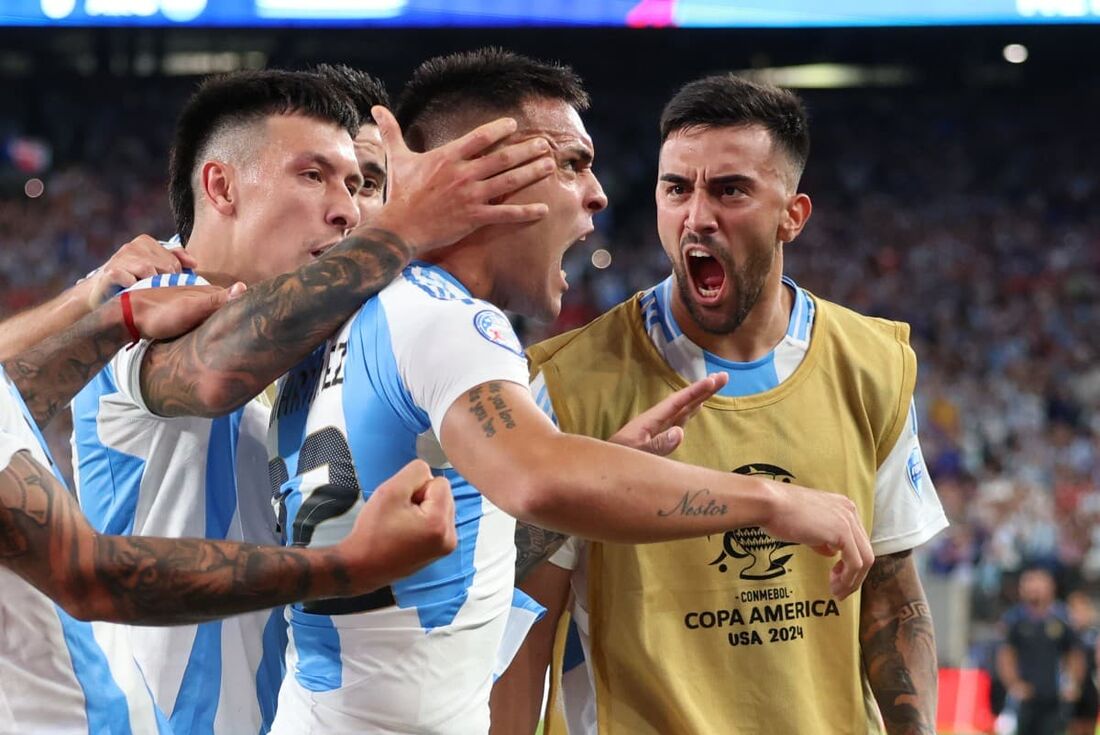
311 63 391 222
71 65 556 734
0 283 455 733
495 73 948 735
267 49 873 734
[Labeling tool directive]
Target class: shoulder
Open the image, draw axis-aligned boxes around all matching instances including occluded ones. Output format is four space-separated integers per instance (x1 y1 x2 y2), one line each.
527 295 642 375
378 266 524 359
812 294 912 354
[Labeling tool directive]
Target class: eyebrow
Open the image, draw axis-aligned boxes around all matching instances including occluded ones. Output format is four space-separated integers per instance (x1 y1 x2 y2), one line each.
360 161 386 182
659 173 755 188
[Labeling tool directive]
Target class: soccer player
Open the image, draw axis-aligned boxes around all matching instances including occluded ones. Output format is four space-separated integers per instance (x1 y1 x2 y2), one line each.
0 284 456 734
494 74 950 735
310 64 389 225
70 68 553 734
266 49 874 734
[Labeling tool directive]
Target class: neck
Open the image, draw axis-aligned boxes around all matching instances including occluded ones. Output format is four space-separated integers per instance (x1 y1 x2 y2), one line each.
423 241 496 303
184 224 246 287
671 260 793 363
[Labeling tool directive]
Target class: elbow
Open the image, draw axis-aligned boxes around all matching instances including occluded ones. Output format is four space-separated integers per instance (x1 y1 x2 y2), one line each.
188 376 246 418
503 471 561 526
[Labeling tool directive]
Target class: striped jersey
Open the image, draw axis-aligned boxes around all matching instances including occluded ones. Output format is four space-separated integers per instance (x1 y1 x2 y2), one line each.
0 365 170 735
267 262 532 734
70 271 286 735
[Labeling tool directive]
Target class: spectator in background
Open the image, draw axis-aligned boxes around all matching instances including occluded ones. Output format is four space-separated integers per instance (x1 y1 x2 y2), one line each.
1066 591 1100 735
997 567 1086 735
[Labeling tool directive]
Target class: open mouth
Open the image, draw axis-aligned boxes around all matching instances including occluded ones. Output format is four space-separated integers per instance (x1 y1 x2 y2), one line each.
684 246 727 303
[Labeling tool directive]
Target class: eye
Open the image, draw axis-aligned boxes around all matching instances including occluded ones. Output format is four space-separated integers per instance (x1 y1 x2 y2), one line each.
358 179 382 196
721 184 744 198
302 170 323 183
665 183 687 197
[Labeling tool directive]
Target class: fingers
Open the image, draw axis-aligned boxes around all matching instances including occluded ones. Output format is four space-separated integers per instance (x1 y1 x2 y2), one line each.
371 106 411 160
382 459 435 499
172 248 198 269
450 116 519 160
647 426 684 457
470 202 550 227
665 372 727 426
827 506 873 600
467 137 551 183
478 156 556 202
226 282 247 300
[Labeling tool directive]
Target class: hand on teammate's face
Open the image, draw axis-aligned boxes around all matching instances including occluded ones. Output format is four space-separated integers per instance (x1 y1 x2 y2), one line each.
125 283 246 342
368 105 555 255
342 459 457 589
85 235 197 310
759 482 875 600
608 372 729 456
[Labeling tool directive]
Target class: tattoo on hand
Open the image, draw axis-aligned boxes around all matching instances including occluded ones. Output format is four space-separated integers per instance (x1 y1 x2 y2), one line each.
469 382 518 439
657 489 728 518
860 549 937 735
514 522 568 583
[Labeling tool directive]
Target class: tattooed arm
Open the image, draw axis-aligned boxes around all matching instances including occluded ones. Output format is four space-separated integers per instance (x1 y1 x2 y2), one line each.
0 236 192 363
512 373 729 582
860 549 938 735
441 380 873 598
0 451 454 625
141 110 556 418
4 285 240 427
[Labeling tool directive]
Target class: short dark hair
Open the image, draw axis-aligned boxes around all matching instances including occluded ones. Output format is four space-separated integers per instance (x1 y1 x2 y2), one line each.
311 63 390 125
168 69 359 244
660 74 810 176
395 48 589 151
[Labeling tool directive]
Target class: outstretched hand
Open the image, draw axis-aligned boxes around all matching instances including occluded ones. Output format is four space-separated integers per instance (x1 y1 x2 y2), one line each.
370 105 554 255
609 372 728 456
83 235 197 309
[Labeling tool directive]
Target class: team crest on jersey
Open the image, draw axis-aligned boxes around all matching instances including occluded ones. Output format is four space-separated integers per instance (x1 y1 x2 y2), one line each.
906 447 924 497
709 463 798 581
473 310 524 357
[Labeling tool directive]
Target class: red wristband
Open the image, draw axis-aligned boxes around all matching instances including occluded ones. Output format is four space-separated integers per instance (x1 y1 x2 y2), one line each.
119 291 141 348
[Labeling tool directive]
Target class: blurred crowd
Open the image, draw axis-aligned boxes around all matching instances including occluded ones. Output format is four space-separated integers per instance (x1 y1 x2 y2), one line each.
2 81 1099 619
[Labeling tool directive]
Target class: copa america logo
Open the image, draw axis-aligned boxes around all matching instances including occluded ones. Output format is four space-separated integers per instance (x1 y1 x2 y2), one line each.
709 463 797 580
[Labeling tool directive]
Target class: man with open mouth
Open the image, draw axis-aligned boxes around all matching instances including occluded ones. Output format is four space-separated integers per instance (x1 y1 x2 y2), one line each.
498 74 950 735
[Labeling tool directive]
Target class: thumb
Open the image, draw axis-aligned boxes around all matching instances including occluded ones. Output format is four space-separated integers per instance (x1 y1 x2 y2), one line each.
419 477 454 516
649 426 684 456
226 281 247 300
371 105 409 159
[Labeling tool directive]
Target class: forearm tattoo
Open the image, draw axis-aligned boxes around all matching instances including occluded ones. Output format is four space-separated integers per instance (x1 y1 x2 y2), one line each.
0 451 356 625
860 549 938 735
514 522 568 583
656 489 729 518
143 227 411 417
467 382 519 439
3 304 129 426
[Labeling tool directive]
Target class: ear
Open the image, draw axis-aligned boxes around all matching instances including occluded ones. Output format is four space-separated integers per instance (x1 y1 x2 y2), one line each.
777 192 812 244
199 160 236 217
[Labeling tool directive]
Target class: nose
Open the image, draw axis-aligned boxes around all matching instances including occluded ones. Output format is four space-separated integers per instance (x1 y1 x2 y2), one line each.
684 191 717 235
585 174 609 214
327 187 361 231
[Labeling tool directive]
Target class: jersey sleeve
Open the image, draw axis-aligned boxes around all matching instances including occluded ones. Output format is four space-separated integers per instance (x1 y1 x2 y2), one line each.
390 298 530 440
0 431 32 474
870 398 950 556
549 536 583 571
110 272 209 416
529 370 559 427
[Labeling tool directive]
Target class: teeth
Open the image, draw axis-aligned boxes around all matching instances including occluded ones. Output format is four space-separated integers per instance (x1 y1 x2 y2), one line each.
687 248 710 258
698 286 720 297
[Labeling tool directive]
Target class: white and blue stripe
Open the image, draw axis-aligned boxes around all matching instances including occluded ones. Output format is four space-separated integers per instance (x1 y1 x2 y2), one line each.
641 275 815 397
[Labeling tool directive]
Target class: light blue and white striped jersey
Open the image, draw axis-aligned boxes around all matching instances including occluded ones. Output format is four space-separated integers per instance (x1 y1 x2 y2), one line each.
267 262 531 734
70 271 286 735
0 365 171 735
